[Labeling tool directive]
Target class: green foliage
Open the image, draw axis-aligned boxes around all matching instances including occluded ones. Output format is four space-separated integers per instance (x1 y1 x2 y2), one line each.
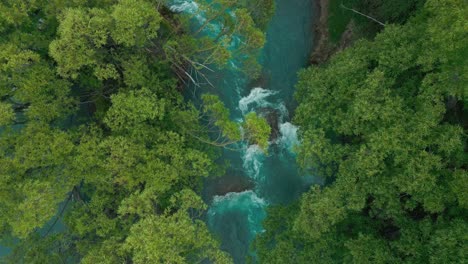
3 232 79 264
167 0 268 78
104 88 166 132
111 0 162 47
257 0 468 262
239 0 275 30
49 0 162 79
49 8 108 79
202 94 242 141
0 123 76 238
0 0 42 32
243 112 271 151
0 44 75 123
328 0 426 42
123 190 232 264
0 102 14 126
200 94 272 151
0 0 272 262
232 8 266 77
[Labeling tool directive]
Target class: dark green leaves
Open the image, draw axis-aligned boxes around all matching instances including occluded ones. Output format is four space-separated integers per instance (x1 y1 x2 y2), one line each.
258 0 468 262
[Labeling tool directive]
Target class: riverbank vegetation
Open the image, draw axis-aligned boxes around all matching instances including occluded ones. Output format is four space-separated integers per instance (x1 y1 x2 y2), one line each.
328 0 426 42
0 0 274 262
311 0 427 65
255 0 467 262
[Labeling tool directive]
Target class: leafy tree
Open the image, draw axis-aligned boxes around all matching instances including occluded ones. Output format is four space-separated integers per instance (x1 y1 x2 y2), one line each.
0 102 14 126
0 0 273 262
239 0 275 30
0 44 75 123
243 112 271 151
0 123 76 238
122 190 231 264
165 0 269 81
49 8 111 79
256 0 467 262
111 0 162 47
190 94 271 151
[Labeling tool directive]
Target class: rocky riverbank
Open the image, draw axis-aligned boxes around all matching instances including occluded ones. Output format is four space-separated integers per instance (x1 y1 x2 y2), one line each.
310 0 355 65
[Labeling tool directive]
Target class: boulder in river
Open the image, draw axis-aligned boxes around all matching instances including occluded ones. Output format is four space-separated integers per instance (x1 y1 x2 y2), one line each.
206 173 255 196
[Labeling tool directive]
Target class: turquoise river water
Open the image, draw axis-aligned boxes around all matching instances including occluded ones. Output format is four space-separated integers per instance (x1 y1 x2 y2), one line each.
170 0 316 262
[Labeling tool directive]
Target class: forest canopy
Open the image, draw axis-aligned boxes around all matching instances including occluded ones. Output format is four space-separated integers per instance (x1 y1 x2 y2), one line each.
0 0 274 262
0 0 466 263
255 0 467 262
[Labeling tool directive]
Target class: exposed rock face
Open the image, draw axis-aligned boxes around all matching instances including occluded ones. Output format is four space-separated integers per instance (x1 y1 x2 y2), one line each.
258 107 280 141
310 0 332 65
209 173 255 196
310 0 356 65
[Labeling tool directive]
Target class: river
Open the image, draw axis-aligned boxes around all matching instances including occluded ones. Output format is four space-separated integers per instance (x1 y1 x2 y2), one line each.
170 0 316 263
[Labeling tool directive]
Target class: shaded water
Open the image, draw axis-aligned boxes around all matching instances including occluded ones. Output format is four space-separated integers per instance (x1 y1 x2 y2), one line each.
171 0 316 262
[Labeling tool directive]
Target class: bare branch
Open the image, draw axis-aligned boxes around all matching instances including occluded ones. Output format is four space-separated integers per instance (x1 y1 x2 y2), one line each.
340 3 385 26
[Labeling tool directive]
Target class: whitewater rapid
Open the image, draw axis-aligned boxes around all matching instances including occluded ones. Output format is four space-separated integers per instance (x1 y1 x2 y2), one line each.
207 87 302 262
168 0 314 262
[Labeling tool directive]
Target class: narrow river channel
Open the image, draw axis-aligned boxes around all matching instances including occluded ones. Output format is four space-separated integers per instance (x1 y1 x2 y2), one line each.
170 0 316 262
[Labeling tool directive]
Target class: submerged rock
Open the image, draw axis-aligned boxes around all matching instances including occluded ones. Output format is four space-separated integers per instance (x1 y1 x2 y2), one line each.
248 71 270 88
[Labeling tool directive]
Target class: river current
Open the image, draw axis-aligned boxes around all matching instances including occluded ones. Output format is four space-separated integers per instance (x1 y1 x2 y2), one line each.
170 0 316 262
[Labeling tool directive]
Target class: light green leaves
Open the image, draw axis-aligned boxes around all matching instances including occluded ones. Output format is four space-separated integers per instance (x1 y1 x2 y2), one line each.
112 0 162 47
201 94 271 151
124 190 232 264
14 181 66 238
49 8 100 78
243 112 270 151
0 102 14 126
0 124 75 238
294 185 347 239
0 45 75 123
202 94 242 141
50 1 162 79
104 88 166 132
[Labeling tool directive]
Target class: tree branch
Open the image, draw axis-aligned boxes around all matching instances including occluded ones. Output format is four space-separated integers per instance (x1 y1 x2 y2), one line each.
340 4 385 26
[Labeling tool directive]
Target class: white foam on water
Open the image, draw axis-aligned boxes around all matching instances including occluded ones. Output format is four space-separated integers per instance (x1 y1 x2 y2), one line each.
208 190 267 227
276 102 289 121
169 0 199 13
238 88 278 115
242 145 265 181
210 190 267 208
204 21 223 36
229 60 239 70
169 0 206 25
279 122 299 152
229 35 242 49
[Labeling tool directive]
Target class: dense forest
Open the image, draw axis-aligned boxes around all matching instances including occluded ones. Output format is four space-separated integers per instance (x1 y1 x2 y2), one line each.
0 0 273 263
0 0 466 263
255 0 467 263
